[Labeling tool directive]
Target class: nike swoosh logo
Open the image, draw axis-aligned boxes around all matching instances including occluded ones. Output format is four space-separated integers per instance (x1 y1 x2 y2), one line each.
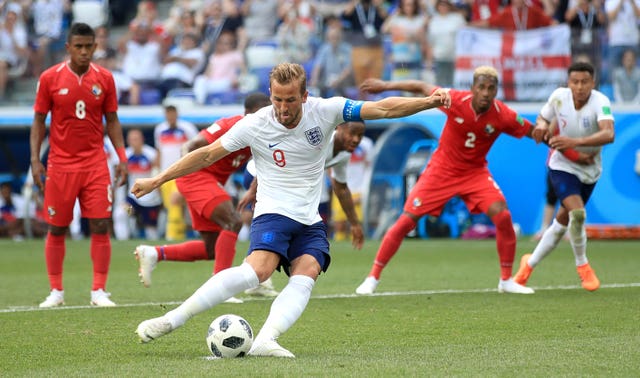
268 142 282 148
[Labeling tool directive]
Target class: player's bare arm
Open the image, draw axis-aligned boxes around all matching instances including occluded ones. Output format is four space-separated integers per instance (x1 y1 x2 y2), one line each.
549 119 615 150
332 179 364 250
532 114 551 143
29 112 48 191
360 78 435 97
183 134 210 154
360 91 450 120
237 177 257 212
131 139 231 198
105 112 128 187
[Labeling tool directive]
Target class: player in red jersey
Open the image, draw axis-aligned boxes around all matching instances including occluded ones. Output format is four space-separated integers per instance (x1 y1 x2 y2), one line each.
133 93 272 301
30 23 127 307
354 66 587 295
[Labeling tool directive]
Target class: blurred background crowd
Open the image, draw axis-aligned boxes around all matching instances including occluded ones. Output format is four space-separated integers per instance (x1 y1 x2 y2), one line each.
1 0 640 106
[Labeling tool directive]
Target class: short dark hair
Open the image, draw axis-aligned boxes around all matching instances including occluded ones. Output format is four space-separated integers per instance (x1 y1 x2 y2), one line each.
568 61 594 78
68 23 95 43
164 105 177 112
244 92 271 113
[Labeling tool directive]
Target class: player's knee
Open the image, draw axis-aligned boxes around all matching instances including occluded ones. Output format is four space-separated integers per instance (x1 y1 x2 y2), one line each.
569 208 586 235
491 209 513 231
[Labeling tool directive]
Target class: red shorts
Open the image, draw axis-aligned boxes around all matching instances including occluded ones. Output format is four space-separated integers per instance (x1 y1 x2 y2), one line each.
176 171 231 232
404 165 505 217
43 168 112 226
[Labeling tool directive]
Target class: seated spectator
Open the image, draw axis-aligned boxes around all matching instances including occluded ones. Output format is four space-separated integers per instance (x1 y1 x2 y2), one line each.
427 0 466 88
159 32 205 98
198 0 244 55
276 5 315 65
0 3 28 102
381 0 428 82
309 23 354 97
613 49 640 104
166 9 201 47
240 0 279 46
192 30 245 104
605 0 640 86
28 0 66 77
120 22 164 104
470 0 555 30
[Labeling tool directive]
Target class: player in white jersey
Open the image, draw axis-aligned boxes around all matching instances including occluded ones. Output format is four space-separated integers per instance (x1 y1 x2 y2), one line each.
515 62 615 291
240 121 367 248
130 62 451 357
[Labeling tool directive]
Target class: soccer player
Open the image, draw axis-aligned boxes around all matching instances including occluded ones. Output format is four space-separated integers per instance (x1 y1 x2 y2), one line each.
514 62 615 291
30 23 127 308
354 66 588 296
154 105 199 241
133 93 272 303
131 62 450 357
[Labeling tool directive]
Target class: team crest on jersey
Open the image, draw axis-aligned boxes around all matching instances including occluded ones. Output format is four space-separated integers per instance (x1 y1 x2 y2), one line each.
91 84 102 97
47 206 56 218
484 124 495 135
305 127 324 146
454 117 464 124
412 197 422 208
58 88 68 95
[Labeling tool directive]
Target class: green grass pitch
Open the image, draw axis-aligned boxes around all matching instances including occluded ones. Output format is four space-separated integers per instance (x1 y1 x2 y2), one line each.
1 237 639 376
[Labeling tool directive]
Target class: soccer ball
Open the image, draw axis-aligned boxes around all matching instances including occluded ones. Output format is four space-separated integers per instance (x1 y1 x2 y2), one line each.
206 314 253 358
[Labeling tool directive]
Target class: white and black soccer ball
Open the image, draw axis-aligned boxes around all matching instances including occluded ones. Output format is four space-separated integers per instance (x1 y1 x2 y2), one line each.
206 314 253 358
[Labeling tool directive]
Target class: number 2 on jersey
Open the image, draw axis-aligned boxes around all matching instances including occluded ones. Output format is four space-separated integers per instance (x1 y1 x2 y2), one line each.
465 132 476 148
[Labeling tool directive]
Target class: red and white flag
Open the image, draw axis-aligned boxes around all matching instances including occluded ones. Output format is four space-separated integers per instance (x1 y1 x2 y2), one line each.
454 25 572 101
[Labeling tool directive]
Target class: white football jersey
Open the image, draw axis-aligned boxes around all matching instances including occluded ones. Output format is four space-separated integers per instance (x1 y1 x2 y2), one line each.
540 87 614 184
221 96 362 224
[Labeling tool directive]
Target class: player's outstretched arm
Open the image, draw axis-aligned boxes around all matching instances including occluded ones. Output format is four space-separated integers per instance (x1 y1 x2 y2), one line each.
131 140 231 199
332 179 364 250
360 78 435 96
360 89 450 120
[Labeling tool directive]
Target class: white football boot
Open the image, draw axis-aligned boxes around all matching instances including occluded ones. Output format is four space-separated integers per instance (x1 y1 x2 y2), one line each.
498 278 535 294
355 276 379 295
134 245 158 287
90 289 117 306
136 316 174 343
244 277 279 297
248 337 295 358
39 289 65 308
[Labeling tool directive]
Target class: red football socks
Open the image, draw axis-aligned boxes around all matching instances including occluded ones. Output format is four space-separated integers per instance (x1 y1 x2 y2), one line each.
492 210 516 280
159 240 208 261
90 233 111 290
369 214 416 279
213 230 238 274
45 232 66 291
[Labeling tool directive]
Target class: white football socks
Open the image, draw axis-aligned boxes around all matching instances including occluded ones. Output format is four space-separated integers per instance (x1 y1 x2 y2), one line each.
568 209 588 266
254 275 315 342
528 218 567 268
165 262 259 328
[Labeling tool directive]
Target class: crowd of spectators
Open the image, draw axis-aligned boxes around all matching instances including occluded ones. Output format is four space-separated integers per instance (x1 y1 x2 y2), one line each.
1 0 640 106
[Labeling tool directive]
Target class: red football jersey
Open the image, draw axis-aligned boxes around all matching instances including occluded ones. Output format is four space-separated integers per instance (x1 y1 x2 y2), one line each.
34 62 118 171
429 88 532 173
200 115 252 183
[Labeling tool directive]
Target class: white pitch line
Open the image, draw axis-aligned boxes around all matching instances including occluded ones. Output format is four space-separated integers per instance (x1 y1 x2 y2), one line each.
2 282 639 314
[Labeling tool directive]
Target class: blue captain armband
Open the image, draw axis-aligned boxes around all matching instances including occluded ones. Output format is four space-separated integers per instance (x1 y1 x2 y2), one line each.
343 99 364 122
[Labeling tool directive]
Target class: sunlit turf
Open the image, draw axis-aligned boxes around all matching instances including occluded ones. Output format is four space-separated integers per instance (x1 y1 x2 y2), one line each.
1 238 638 376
